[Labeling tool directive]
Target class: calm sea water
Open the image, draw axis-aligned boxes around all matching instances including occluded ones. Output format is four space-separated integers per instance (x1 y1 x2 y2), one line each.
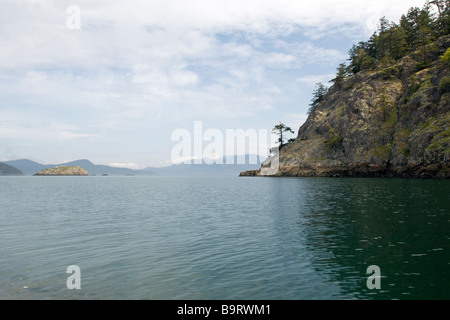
0 176 448 300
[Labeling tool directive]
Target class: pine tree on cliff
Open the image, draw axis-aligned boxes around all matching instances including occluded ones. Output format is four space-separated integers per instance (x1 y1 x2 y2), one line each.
272 122 294 148
308 82 328 114
330 63 350 88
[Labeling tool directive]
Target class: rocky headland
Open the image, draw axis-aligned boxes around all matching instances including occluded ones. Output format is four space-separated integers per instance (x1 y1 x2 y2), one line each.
241 34 450 179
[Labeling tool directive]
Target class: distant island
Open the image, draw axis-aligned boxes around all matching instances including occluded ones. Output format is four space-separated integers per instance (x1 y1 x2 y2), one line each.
34 166 88 176
241 3 450 179
5 156 263 176
0 163 23 176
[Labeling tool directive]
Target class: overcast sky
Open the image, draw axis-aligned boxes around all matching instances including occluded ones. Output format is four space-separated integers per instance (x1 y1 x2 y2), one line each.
0 0 427 168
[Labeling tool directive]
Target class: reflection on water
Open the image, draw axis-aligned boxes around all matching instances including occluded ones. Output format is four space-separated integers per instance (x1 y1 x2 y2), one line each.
0 176 448 300
270 178 450 300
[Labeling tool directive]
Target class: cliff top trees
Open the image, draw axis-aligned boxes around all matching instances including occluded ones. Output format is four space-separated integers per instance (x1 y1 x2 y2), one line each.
305 0 449 133
347 0 449 75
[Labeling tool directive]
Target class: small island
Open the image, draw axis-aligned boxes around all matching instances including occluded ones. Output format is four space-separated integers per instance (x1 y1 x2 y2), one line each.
34 166 88 176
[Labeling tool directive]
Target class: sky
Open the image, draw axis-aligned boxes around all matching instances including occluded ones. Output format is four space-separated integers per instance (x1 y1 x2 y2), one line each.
0 0 428 168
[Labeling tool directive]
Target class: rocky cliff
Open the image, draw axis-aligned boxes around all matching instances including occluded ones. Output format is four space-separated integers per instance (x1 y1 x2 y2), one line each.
34 166 89 176
242 35 450 179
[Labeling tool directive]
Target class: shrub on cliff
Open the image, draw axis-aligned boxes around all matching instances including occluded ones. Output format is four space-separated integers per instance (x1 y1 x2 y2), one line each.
440 47 450 64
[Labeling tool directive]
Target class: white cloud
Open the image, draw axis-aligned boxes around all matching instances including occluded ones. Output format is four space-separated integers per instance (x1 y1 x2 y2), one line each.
220 42 254 58
0 122 96 142
0 0 427 69
109 162 139 169
24 71 48 83
263 53 297 66
0 0 429 166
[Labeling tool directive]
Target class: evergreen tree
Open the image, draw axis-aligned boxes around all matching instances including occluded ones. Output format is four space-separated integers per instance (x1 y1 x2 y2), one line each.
428 0 450 35
389 24 408 60
373 18 393 61
378 16 391 33
374 18 408 62
308 82 328 114
376 87 392 122
272 122 295 147
416 5 436 44
400 7 422 48
330 63 350 87
414 6 436 67
348 42 375 73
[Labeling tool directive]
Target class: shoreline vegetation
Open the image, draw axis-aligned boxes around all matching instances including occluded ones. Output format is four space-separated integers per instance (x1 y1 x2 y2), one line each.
241 2 450 179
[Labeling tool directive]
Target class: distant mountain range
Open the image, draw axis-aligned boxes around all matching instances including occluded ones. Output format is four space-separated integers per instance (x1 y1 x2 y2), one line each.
3 156 263 176
4 159 140 176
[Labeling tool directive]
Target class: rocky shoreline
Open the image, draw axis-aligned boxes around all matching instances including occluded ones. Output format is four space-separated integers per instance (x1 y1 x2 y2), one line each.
240 162 449 179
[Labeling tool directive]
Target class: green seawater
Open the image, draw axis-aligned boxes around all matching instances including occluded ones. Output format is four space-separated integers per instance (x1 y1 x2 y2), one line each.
0 176 448 300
